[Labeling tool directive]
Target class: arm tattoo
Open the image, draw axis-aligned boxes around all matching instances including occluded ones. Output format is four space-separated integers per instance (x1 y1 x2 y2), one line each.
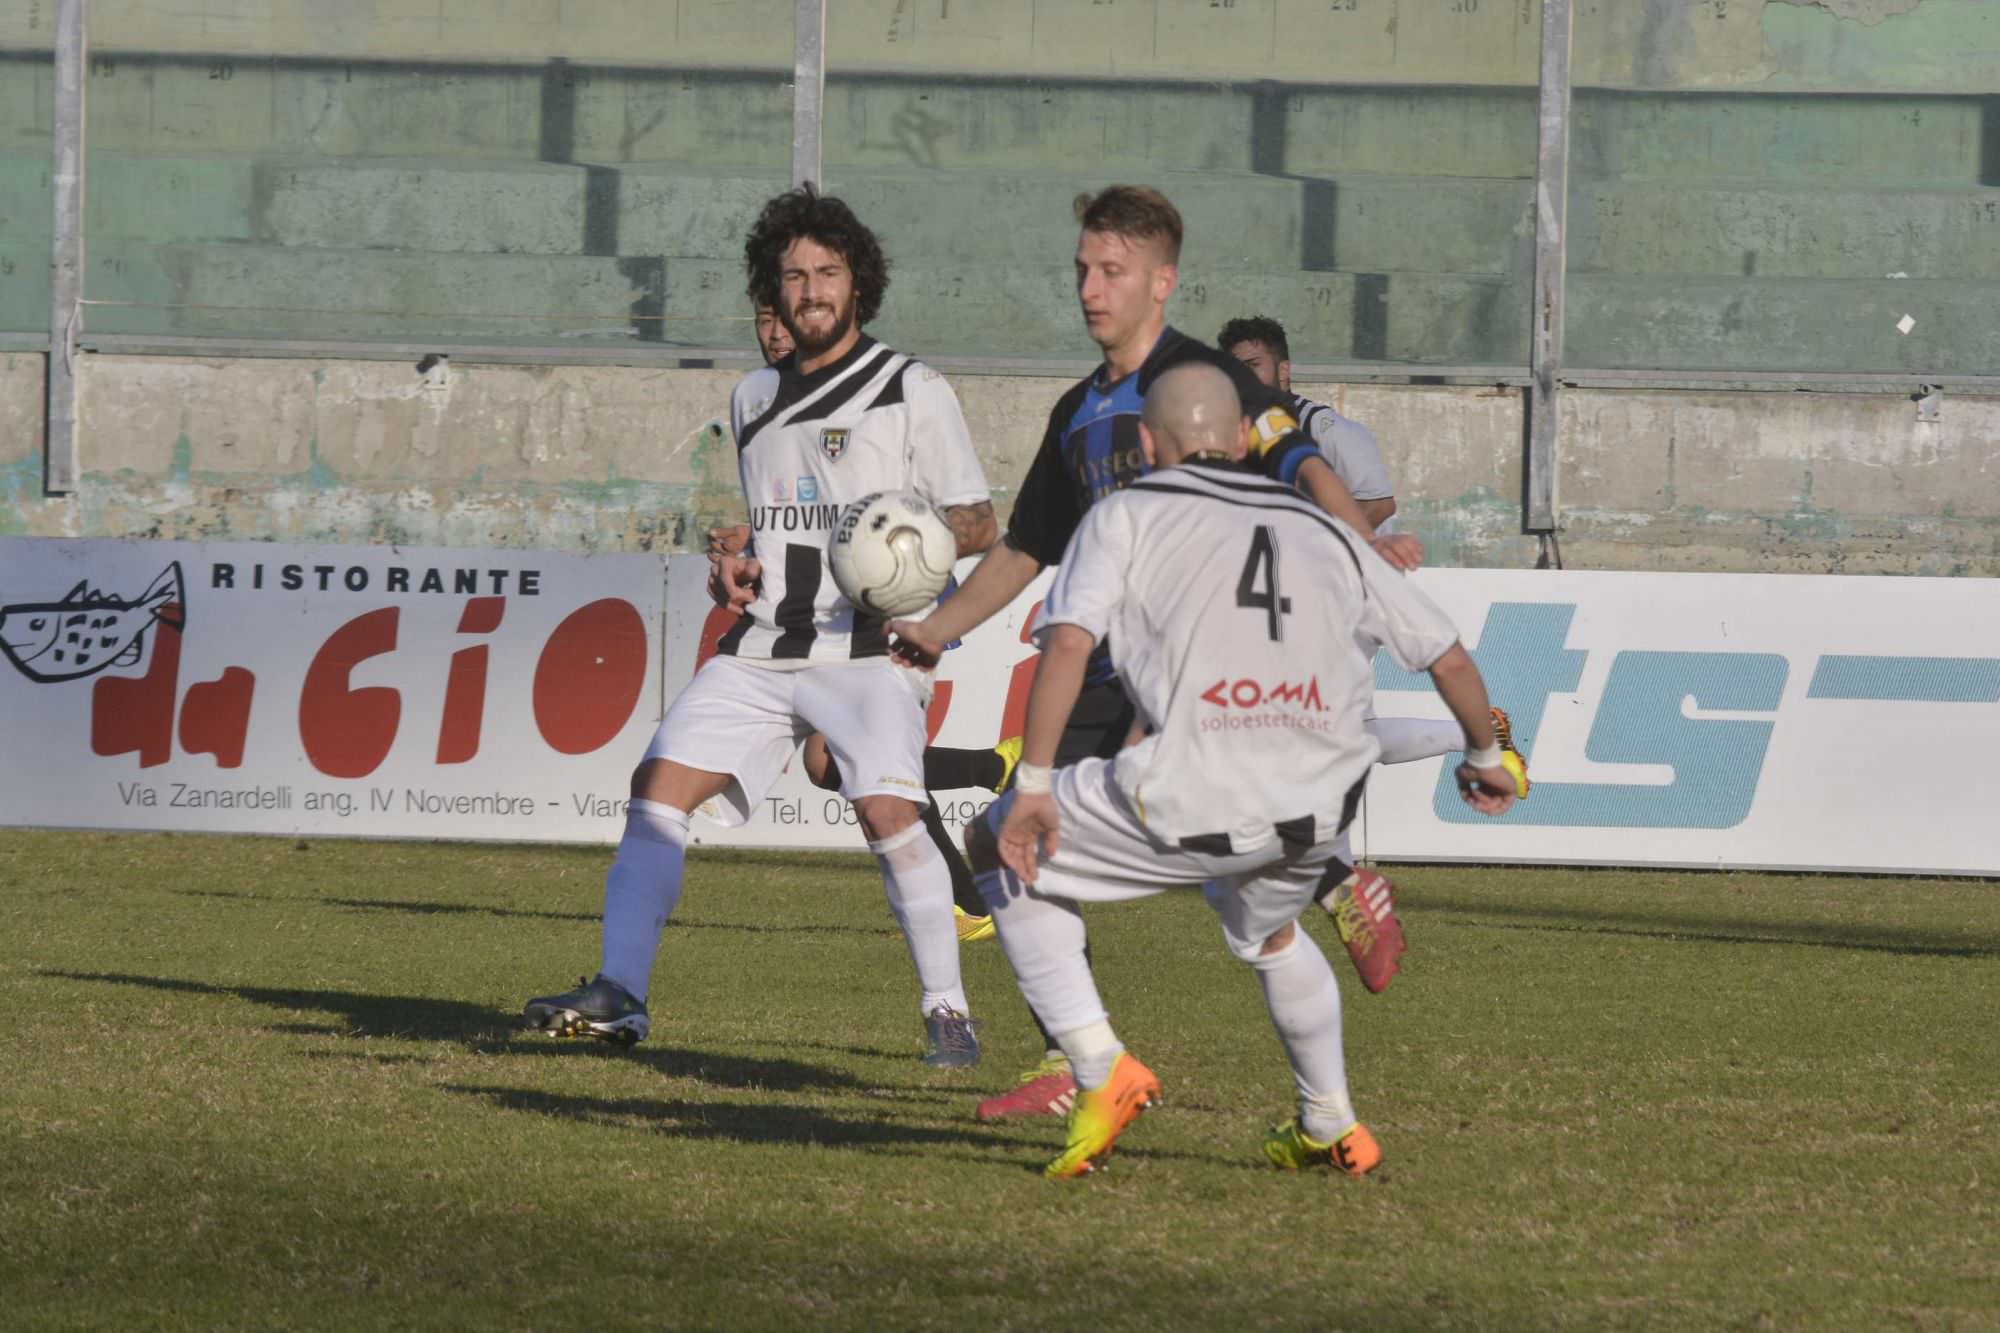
944 500 998 557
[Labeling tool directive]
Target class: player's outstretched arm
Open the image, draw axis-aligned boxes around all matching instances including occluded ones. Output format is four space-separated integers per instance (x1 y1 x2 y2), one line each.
996 623 1093 884
1427 643 1516 815
1295 455 1423 571
1360 495 1398 530
887 535 1043 667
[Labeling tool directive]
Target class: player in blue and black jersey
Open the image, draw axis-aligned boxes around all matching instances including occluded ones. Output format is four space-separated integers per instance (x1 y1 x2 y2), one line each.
886 185 1423 1119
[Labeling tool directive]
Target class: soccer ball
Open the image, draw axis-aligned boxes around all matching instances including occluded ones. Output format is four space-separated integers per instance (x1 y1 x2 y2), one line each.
827 490 956 617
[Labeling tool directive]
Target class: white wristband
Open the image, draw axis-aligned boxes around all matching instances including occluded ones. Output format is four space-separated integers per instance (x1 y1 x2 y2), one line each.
1463 743 1504 770
1013 762 1054 795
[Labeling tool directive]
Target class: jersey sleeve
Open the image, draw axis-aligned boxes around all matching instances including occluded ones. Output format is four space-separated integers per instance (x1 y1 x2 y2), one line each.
1003 393 1085 567
1212 356 1319 487
1029 495 1133 649
728 377 750 443
903 364 990 509
1309 409 1394 502
1346 539 1462 673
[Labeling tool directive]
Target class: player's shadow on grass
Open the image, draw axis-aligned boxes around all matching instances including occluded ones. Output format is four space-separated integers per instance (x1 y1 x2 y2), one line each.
167 888 600 926
41 970 506 1041
1414 896 2000 959
320 895 598 924
447 1083 1049 1160
668 918 902 939
178 893 899 939
313 896 899 938
472 1038 890 1096
447 1083 1240 1172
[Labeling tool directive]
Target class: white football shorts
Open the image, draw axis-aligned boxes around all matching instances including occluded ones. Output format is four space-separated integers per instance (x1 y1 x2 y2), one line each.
646 656 929 826
981 756 1342 956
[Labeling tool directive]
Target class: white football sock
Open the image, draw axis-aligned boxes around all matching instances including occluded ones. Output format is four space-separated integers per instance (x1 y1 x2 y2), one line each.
871 821 969 1016
1369 715 1469 765
1251 929 1356 1142
980 864 1066 1063
989 880 1109 1052
598 800 689 1002
1053 1018 1124 1091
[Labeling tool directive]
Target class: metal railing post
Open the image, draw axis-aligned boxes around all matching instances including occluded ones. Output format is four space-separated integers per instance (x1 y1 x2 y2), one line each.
1527 0 1573 540
793 0 826 189
45 0 87 496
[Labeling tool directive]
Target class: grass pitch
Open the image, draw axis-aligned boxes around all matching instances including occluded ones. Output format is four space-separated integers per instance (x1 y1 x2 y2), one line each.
1 830 1994 1330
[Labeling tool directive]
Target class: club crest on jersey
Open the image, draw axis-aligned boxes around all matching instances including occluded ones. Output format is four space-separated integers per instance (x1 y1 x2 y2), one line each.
819 428 850 461
797 476 819 502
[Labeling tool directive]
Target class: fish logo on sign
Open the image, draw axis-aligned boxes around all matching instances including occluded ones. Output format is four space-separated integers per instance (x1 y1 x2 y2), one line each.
0 562 186 683
820 428 850 461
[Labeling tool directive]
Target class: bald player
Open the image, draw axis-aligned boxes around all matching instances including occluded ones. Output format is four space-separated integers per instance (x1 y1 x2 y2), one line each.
969 362 1517 1180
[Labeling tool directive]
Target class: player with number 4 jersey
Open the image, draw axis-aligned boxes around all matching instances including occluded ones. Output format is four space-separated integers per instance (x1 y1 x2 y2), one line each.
971 362 1518 1179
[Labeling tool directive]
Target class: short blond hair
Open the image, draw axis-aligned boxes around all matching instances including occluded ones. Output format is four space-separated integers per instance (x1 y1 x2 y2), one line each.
1073 185 1183 263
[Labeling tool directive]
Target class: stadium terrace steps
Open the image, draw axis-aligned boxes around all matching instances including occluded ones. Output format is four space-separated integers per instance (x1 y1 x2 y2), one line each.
1565 274 1997 375
1567 181 2000 282
20 150 2000 281
7 54 1989 184
4 147 1999 374
71 241 683 345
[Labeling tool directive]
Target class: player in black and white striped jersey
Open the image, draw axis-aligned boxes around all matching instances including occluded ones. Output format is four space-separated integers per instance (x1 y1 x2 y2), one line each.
709 302 1019 942
712 340 987 660
524 186 998 1066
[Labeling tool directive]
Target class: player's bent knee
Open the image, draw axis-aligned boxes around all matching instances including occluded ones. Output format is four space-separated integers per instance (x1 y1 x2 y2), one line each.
852 793 921 843
632 757 729 812
628 759 658 801
1259 920 1298 957
1221 917 1299 965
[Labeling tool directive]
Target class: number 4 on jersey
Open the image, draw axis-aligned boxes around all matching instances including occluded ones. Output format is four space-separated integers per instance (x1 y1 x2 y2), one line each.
1236 525 1292 641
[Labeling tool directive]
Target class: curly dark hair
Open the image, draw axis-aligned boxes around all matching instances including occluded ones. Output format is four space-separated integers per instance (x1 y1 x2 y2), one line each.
743 183 891 326
1216 316 1290 362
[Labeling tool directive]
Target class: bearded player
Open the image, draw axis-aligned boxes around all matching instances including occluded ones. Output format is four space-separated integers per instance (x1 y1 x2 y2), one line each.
524 185 996 1066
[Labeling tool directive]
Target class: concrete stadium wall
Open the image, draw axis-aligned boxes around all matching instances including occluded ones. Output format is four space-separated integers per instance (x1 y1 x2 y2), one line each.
4 351 1997 577
3 2 1997 575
